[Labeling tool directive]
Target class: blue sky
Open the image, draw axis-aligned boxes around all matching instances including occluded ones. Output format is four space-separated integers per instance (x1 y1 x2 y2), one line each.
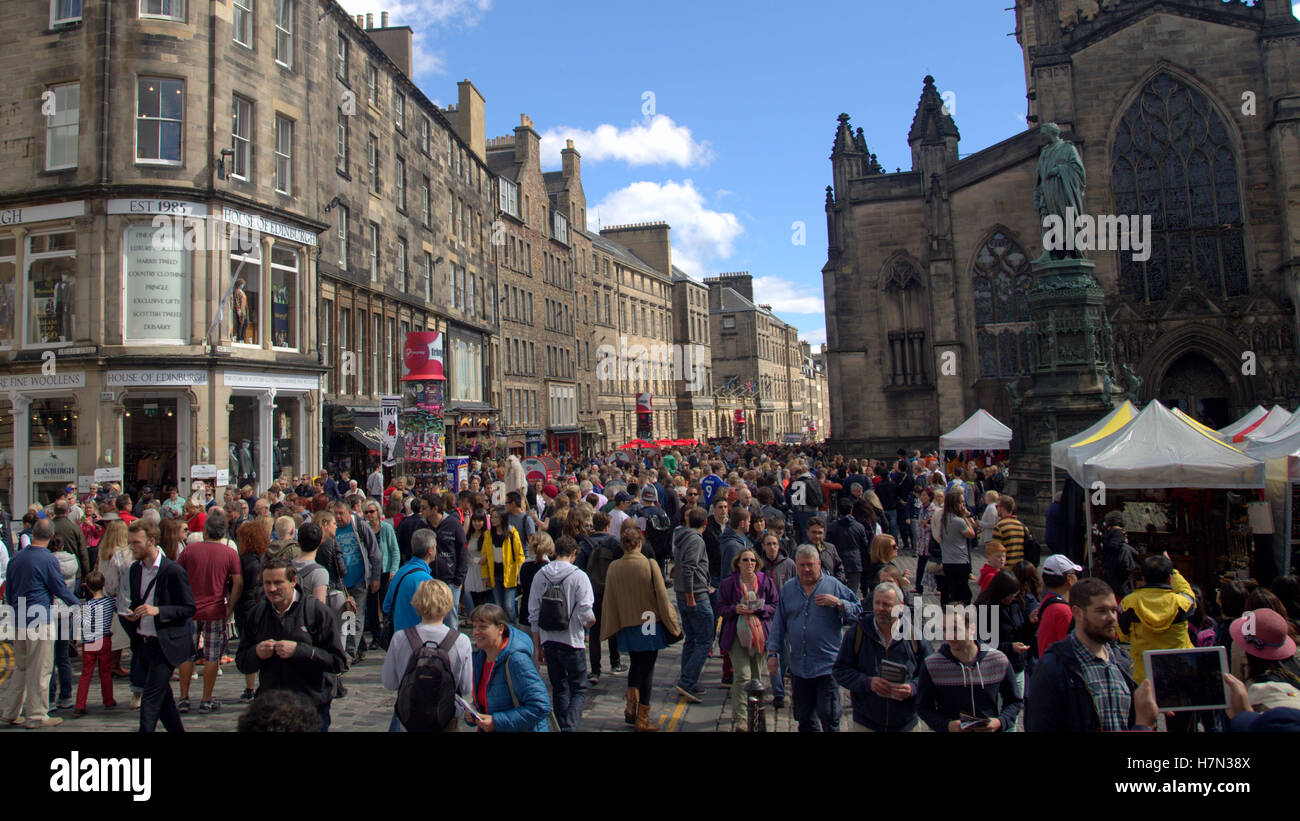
337 0 1227 347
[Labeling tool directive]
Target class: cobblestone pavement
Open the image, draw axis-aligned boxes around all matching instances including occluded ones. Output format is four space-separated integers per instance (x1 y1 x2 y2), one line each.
8 553 992 732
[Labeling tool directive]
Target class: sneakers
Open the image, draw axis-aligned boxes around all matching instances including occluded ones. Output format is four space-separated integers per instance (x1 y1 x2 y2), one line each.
177 698 191 713
130 693 141 710
675 685 703 704
587 673 600 686
198 700 220 714
239 689 255 703
26 717 63 729
720 677 733 687
57 697 75 710
771 696 786 709
611 662 628 674
1 716 25 727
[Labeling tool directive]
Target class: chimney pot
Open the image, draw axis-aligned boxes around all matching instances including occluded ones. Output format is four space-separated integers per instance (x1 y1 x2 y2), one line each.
381 11 389 27
566 139 574 149
366 13 374 29
356 14 363 26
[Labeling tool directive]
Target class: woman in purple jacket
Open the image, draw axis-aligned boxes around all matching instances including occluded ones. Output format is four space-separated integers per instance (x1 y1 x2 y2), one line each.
718 547 778 731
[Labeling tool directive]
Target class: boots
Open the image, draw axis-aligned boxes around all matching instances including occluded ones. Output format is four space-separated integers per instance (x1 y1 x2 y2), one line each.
635 703 659 732
110 650 129 678
625 688 638 725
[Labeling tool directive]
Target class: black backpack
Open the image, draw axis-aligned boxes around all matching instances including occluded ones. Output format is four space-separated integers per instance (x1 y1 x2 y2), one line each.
1021 524 1042 566
537 567 576 631
395 627 460 732
584 538 617 597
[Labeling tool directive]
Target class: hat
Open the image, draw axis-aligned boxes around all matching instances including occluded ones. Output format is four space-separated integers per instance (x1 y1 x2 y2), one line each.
614 491 633 504
1230 609 1297 661
639 485 659 503
543 484 559 499
1247 681 1300 712
1041 554 1083 576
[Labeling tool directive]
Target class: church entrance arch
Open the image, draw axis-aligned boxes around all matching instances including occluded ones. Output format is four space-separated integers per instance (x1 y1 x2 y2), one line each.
1157 352 1231 429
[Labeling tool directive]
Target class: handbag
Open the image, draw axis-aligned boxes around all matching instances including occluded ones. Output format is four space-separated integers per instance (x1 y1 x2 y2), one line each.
647 559 683 646
503 654 561 732
736 577 766 654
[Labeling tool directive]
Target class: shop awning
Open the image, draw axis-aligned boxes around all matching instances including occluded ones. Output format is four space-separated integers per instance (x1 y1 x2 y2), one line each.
1232 405 1294 444
1081 400 1265 490
940 409 1012 451
1244 409 1300 461
1051 400 1138 486
1216 405 1269 440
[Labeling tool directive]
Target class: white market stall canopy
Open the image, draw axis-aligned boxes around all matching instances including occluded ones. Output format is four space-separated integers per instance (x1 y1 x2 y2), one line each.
940 409 1012 451
1051 400 1138 487
1245 410 1300 461
1216 405 1268 440
1232 405 1294 444
1081 400 1265 490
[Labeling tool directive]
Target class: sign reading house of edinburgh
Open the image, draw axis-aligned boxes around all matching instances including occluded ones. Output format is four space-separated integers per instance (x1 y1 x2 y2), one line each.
0 372 86 390
107 370 209 387
220 207 318 247
0 200 86 227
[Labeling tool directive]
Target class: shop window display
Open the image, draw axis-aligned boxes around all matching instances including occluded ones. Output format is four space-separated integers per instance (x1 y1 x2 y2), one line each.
29 398 77 505
27 231 76 346
229 395 259 486
123 398 178 496
273 395 299 481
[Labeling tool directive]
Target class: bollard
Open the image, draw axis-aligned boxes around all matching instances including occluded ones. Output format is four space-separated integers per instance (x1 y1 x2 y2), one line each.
745 677 767 732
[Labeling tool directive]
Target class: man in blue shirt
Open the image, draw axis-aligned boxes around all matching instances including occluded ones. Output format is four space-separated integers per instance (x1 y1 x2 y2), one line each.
700 466 727 508
382 529 436 633
1 519 79 728
330 501 380 663
767 544 861 732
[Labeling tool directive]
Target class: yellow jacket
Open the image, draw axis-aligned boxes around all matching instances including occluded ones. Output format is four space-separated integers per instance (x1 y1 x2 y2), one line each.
1119 569 1195 683
480 526 525 589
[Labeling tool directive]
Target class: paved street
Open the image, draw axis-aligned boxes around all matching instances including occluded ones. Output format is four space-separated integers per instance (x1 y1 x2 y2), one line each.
7 553 985 732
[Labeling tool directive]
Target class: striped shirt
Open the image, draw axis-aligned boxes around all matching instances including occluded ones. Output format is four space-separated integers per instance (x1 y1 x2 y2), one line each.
1069 633 1132 732
992 516 1028 566
80 596 117 641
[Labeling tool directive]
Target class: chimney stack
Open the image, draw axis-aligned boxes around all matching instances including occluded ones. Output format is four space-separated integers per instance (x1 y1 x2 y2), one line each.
355 14 363 27
366 13 374 29
381 11 389 27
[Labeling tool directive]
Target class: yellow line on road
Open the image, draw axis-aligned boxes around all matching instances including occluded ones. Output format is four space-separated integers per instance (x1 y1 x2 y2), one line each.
665 696 688 732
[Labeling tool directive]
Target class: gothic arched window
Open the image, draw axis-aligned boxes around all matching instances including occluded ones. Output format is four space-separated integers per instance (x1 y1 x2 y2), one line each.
881 257 929 387
1111 72 1246 304
972 230 1032 379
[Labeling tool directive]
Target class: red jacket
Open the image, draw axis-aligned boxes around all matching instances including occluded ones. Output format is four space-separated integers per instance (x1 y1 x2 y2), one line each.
978 564 999 592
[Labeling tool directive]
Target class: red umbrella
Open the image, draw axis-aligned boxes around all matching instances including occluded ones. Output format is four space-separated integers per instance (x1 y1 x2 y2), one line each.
670 439 693 447
619 439 656 449
654 438 676 448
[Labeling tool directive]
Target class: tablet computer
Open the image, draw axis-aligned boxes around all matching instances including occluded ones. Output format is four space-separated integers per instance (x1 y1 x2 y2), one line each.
1143 646 1229 712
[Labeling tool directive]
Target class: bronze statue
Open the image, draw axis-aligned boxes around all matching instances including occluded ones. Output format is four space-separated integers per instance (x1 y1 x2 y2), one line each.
1033 123 1086 264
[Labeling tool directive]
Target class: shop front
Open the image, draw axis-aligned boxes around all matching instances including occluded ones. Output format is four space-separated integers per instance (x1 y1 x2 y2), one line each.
324 404 381 482
547 428 579 458
106 368 206 499
525 430 544 457
1 370 87 512
221 370 319 489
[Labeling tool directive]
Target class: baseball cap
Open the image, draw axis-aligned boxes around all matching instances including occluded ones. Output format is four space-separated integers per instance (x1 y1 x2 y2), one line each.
1041 554 1083 576
614 491 633 504
639 485 658 503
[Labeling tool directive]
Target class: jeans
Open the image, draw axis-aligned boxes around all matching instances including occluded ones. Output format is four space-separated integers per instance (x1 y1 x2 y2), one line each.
884 509 898 540
318 704 331 732
845 571 862 602
543 642 588 732
791 673 840 732
675 593 715 692
899 516 914 553
368 575 389 639
793 511 815 545
346 584 368 659
589 592 621 674
137 638 183 733
445 584 464 629
770 652 788 700
49 638 72 703
489 585 515 625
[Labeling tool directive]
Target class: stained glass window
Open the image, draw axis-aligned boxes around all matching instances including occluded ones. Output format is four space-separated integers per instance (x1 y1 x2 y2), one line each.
1111 72 1245 302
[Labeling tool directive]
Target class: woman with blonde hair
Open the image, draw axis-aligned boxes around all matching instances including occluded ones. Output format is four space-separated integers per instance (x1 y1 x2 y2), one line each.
481 507 526 623
517 532 554 628
601 521 681 731
382 578 473 731
97 520 133 677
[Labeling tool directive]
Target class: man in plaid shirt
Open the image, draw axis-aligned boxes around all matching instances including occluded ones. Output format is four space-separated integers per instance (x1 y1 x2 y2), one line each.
1028 577 1159 732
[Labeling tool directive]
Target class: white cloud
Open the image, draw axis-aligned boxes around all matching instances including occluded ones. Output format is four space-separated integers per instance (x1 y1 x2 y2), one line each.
752 276 825 314
588 180 741 277
539 116 714 169
801 327 827 347
337 0 492 76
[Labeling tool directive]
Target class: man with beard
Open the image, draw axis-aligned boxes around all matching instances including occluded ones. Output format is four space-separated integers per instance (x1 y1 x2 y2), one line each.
1027 577 1158 732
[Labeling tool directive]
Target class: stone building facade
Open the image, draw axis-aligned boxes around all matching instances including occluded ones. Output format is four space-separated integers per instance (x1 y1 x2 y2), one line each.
706 273 805 442
823 0 1300 456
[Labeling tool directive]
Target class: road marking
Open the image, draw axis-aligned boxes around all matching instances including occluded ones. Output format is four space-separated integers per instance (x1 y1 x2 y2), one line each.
665 697 688 732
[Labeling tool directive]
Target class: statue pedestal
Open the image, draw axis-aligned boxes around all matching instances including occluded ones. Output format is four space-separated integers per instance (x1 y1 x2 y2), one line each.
1009 257 1128 561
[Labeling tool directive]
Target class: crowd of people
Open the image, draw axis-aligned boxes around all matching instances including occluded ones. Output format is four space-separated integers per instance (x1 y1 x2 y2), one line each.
2 441 1298 733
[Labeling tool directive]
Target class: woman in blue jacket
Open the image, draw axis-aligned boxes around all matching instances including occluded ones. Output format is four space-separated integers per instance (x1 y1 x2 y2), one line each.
467 603 551 732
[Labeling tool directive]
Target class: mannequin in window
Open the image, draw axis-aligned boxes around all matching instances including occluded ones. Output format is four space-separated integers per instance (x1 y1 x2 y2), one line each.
238 438 254 480
229 444 240 480
53 273 74 341
232 278 249 343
